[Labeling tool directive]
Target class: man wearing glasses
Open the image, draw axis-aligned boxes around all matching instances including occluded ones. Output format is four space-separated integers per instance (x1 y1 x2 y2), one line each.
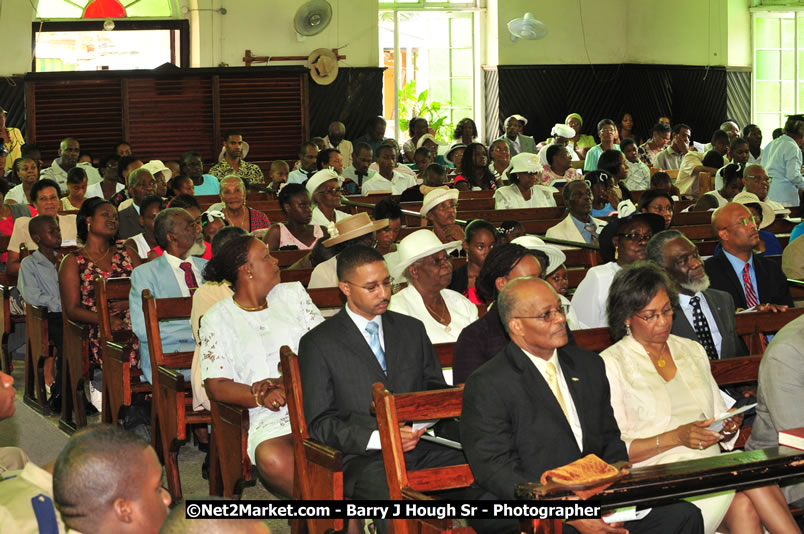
742 165 786 213
704 203 793 310
299 245 464 534
461 276 704 534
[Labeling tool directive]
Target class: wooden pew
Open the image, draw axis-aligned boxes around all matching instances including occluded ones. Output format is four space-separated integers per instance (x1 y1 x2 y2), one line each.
141 290 212 501
372 383 474 534
97 277 151 425
517 447 804 534
207 397 255 499
58 314 92 434
281 346 345 534
0 272 23 374
23 303 51 414
273 249 310 268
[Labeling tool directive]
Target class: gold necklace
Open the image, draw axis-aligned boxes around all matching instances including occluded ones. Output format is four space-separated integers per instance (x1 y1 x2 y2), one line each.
233 298 268 312
227 207 248 229
647 345 670 368
424 296 451 331
82 246 111 265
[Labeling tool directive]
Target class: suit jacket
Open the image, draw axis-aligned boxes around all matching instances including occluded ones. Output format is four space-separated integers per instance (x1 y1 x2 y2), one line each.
495 134 537 157
545 214 605 245
671 288 747 359
129 254 208 383
117 204 143 240
703 251 794 309
461 342 627 500
298 308 447 463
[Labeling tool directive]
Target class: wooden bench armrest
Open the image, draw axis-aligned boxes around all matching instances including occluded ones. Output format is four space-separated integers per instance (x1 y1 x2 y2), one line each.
105 340 134 363
401 488 436 501
303 439 344 471
157 365 189 391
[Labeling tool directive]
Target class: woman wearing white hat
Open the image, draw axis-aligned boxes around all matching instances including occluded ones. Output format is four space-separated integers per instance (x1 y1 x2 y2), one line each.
389 229 478 344
494 153 557 210
537 123 580 167
421 188 465 245
306 168 350 227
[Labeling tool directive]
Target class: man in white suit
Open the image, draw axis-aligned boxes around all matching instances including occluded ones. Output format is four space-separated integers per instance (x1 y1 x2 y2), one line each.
495 114 537 157
545 180 605 245
129 208 208 383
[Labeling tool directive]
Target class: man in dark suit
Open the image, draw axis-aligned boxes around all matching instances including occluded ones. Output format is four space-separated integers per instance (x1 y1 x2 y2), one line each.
117 167 156 240
298 245 464 534
704 203 793 309
461 277 704 534
647 230 747 360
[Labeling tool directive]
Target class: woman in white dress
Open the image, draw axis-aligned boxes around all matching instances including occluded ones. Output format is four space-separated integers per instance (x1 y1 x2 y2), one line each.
601 263 799 534
494 152 556 210
389 229 478 344
200 234 324 497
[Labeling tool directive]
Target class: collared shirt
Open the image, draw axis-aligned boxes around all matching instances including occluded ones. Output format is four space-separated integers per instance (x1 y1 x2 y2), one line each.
342 165 377 188
361 171 417 196
653 145 686 170
163 251 202 297
85 181 124 200
9 214 78 253
40 159 101 193
288 168 315 185
569 214 598 245
747 149 762 165
723 250 758 306
18 250 62 312
764 134 804 206
208 159 264 185
324 136 353 168
193 174 221 195
678 292 723 358
0 461 66 534
521 348 583 450
508 135 522 155
583 144 620 172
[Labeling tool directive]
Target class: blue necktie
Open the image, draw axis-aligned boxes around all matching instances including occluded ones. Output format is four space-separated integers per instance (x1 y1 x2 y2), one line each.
365 320 386 373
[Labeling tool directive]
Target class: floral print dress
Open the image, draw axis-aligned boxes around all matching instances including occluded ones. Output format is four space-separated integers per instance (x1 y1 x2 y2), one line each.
76 243 137 367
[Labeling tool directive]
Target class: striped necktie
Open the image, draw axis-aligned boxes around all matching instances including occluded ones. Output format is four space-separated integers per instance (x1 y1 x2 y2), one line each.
365 321 386 373
742 263 759 308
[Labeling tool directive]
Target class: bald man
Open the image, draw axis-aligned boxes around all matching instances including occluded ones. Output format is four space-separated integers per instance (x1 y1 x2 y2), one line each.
159 500 270 534
704 203 793 310
461 277 704 534
40 137 102 192
324 121 353 168
53 425 171 534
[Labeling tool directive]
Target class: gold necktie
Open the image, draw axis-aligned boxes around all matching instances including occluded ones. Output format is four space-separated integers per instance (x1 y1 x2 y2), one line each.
545 362 569 419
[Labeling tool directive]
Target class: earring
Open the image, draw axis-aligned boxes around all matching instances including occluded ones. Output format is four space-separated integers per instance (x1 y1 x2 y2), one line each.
614 246 619 261
625 323 631 336
248 271 253 279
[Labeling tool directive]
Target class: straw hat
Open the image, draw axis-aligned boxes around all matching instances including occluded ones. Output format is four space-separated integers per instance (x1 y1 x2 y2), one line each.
505 114 528 126
416 133 444 149
322 212 388 247
599 200 666 262
142 160 173 181
509 153 542 174
307 48 339 86
732 191 775 229
510 235 567 275
420 188 459 217
390 229 462 280
306 168 340 196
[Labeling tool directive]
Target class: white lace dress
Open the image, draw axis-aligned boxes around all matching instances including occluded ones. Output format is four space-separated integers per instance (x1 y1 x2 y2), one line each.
199 282 324 462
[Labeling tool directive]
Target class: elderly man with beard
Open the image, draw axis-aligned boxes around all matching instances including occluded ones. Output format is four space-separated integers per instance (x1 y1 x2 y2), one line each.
647 230 747 361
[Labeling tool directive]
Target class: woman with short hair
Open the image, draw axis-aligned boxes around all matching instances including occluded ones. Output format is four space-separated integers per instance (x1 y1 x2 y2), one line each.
264 183 325 251
219 175 270 231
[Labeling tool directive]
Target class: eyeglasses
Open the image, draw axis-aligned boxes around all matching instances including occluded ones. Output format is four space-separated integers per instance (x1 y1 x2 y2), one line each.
514 305 569 323
633 306 674 323
746 176 773 184
435 201 458 211
722 216 757 230
418 254 451 268
617 232 652 243
343 280 391 293
319 187 343 196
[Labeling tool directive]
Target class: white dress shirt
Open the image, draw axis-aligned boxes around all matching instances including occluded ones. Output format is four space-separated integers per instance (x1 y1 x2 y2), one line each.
764 134 804 206
522 348 583 450
163 251 202 297
570 261 621 329
493 184 557 209
361 171 417 196
40 159 102 192
678 292 724 358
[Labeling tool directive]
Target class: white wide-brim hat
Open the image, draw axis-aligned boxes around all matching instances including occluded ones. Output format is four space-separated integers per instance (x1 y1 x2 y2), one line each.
509 152 542 174
306 168 341 196
416 133 444 149
510 235 567 275
506 114 528 126
142 160 173 181
390 229 462 280
421 188 459 217
551 123 575 138
307 48 339 86
732 191 775 229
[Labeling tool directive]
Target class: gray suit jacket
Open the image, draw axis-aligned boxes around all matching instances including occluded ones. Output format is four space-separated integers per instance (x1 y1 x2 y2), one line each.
671 288 748 359
495 134 537 157
117 204 143 240
745 315 804 506
298 308 447 463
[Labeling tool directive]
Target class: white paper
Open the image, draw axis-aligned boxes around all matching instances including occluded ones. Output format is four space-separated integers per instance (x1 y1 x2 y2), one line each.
707 403 757 432
719 390 737 410
602 507 652 524
412 420 437 431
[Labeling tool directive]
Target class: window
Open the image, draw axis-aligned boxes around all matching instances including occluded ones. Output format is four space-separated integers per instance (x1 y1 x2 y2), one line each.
752 10 803 135
35 0 177 18
379 1 481 146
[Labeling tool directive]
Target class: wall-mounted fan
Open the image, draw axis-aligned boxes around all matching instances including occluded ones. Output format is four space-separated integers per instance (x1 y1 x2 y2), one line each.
294 0 333 41
507 12 548 42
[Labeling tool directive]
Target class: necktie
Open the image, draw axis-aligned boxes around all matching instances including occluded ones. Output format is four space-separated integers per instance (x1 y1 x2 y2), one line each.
742 263 759 308
365 321 386 373
584 224 599 247
690 296 718 360
179 262 199 296
545 362 569 419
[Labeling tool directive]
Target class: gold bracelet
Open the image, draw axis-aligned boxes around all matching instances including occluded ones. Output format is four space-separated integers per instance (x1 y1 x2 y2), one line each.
253 392 263 408
656 434 661 454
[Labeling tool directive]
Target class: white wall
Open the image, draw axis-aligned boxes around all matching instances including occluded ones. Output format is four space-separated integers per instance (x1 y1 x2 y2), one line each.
0 0 36 76
192 0 379 68
497 0 627 65
727 0 752 67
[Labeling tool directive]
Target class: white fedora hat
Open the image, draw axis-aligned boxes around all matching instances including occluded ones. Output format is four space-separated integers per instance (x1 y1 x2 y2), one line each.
142 159 173 181
511 235 566 275
421 188 459 217
306 168 340 196
390 229 462 280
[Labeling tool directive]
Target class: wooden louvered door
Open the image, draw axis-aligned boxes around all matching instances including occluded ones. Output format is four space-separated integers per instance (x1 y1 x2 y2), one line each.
218 73 308 163
27 78 124 161
126 76 215 162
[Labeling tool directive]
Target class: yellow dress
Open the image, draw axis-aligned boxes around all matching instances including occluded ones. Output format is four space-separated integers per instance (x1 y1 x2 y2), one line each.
3 128 24 172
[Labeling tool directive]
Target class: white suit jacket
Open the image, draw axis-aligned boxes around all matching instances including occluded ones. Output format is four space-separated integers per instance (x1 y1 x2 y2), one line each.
545 214 604 244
